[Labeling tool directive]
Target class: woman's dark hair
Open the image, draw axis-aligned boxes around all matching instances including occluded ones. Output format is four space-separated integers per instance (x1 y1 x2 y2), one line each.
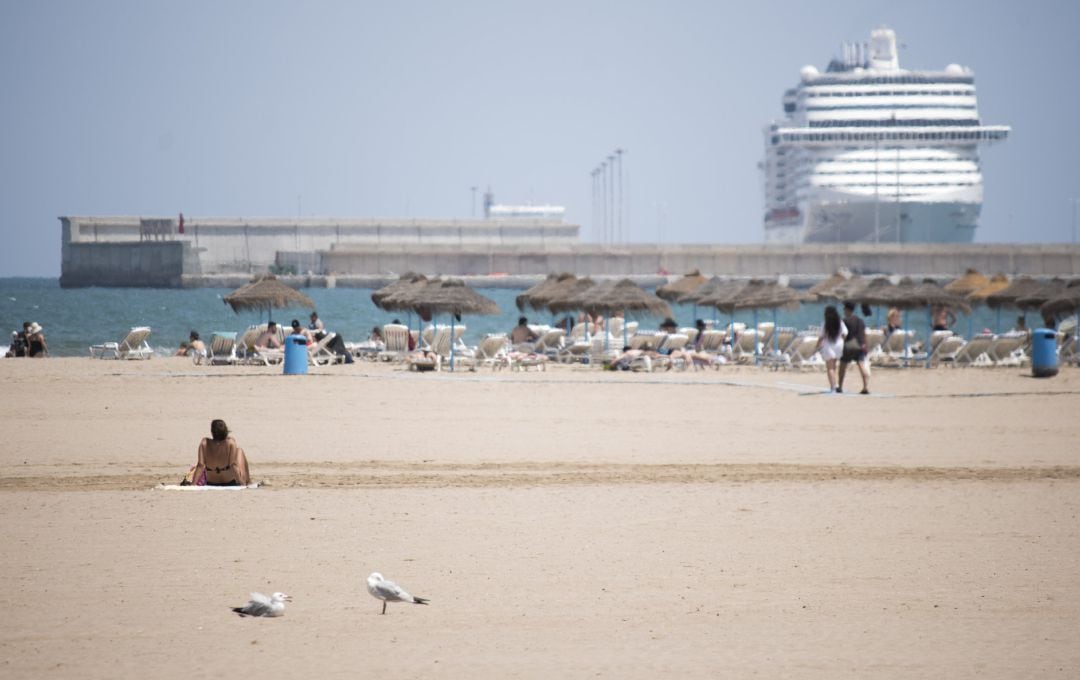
189 330 199 341
210 419 230 442
824 305 842 341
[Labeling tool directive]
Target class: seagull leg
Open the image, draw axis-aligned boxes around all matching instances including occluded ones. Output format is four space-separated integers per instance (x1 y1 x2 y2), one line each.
381 601 387 615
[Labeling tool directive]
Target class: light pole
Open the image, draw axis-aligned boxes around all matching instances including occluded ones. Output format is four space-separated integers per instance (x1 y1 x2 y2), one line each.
615 148 624 243
470 186 478 217
1071 197 1078 243
607 154 615 244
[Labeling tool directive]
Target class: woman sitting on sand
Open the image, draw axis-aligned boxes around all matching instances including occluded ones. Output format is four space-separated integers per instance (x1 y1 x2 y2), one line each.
186 419 251 486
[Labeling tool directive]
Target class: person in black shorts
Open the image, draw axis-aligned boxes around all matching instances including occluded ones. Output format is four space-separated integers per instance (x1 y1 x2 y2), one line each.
838 301 870 394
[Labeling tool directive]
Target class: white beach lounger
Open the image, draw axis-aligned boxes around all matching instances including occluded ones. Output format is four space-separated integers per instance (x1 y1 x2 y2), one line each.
89 326 154 360
207 332 239 365
377 324 410 362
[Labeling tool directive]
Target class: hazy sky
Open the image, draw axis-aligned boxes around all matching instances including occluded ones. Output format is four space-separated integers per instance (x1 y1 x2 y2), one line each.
2 0 1079 276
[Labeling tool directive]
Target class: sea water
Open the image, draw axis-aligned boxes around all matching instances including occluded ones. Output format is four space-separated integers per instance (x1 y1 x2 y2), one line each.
0 277 1022 357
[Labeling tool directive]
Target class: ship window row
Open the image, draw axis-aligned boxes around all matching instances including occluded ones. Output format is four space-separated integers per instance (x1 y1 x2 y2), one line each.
775 130 1006 144
813 170 978 176
803 89 973 98
812 181 979 188
805 104 977 112
806 75 974 86
808 119 981 128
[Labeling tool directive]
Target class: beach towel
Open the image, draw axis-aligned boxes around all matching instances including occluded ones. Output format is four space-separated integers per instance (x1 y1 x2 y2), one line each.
156 482 261 491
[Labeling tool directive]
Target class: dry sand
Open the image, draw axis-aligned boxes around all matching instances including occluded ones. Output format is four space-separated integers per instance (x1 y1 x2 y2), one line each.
1 357 1078 678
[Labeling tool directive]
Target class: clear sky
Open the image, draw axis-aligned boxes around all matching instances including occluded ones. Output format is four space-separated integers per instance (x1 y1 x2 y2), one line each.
2 0 1078 276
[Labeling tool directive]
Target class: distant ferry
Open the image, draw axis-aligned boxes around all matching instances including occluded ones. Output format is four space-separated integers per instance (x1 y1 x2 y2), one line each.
762 27 1009 244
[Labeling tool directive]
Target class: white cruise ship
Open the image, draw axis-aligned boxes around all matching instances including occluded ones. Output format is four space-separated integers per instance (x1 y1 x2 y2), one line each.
762 27 1009 244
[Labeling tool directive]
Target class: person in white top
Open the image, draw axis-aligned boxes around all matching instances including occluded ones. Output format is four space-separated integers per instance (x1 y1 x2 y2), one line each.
815 305 848 393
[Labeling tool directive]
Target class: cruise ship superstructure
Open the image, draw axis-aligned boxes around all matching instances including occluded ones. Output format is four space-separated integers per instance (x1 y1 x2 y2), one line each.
762 27 1009 244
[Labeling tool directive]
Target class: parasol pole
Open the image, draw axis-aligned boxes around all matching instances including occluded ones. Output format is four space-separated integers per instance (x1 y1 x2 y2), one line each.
773 307 779 357
995 307 1001 335
623 308 629 348
926 307 933 369
903 309 910 367
450 313 456 372
753 308 759 365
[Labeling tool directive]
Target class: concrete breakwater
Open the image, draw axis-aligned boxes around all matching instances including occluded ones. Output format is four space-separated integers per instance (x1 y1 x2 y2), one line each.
59 216 1080 288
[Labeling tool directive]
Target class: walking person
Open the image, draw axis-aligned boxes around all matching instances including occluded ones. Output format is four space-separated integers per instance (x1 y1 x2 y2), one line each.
814 305 847 393
838 302 870 394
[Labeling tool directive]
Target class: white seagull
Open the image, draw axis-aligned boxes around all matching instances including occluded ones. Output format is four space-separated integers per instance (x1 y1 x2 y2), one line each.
231 591 292 617
366 572 429 615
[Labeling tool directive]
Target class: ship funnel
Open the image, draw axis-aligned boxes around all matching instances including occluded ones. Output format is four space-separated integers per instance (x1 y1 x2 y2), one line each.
869 27 899 71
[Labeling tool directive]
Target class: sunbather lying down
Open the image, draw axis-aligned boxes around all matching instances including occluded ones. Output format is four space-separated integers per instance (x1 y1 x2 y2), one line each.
405 349 439 371
182 419 251 486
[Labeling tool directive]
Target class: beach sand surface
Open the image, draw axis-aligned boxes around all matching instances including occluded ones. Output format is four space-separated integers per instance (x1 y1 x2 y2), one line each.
1 358 1078 678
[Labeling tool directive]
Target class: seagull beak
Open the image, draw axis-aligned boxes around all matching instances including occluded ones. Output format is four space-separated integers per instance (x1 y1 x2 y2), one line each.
283 594 293 601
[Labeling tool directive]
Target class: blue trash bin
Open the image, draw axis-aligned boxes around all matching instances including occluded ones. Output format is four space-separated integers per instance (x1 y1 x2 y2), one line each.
284 335 308 375
1030 328 1058 378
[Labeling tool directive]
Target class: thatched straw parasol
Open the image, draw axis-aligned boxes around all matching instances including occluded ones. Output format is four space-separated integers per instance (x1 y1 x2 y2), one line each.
850 276 902 307
678 276 725 305
1014 279 1069 310
223 274 316 320
392 278 500 371
696 279 751 313
944 268 990 296
809 270 861 301
582 279 672 348
1040 280 1080 318
656 270 707 302
371 272 428 311
733 279 812 360
732 280 808 311
909 279 972 314
966 274 1011 302
407 278 501 318
982 276 1044 309
516 273 575 312
546 277 598 315
579 279 671 317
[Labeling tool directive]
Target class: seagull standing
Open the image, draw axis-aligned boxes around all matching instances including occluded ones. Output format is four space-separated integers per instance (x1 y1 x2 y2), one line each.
366 572 429 615
231 591 292 617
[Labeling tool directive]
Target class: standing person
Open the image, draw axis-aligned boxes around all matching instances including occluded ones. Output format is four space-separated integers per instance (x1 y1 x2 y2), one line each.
814 306 847 393
26 322 48 358
838 302 870 395
186 419 251 486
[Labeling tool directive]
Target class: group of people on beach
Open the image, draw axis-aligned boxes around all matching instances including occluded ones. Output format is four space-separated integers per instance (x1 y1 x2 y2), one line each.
816 302 872 394
5 321 48 358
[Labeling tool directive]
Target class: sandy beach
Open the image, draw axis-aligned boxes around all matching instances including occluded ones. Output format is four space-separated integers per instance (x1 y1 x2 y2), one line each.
2 357 1078 678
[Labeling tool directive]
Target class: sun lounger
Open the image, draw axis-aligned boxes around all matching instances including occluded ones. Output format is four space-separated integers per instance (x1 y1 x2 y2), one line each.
953 333 995 366
928 335 967 366
89 326 154 359
534 328 566 356
988 333 1027 366
207 332 239 365
308 332 345 366
787 332 824 370
377 324 410 362
477 334 510 370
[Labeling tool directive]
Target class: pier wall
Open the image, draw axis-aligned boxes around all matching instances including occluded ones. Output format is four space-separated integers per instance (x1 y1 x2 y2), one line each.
59 216 1080 288
320 243 1080 279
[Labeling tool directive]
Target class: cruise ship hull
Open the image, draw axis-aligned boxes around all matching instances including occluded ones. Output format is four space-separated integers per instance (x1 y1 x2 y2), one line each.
765 200 980 244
